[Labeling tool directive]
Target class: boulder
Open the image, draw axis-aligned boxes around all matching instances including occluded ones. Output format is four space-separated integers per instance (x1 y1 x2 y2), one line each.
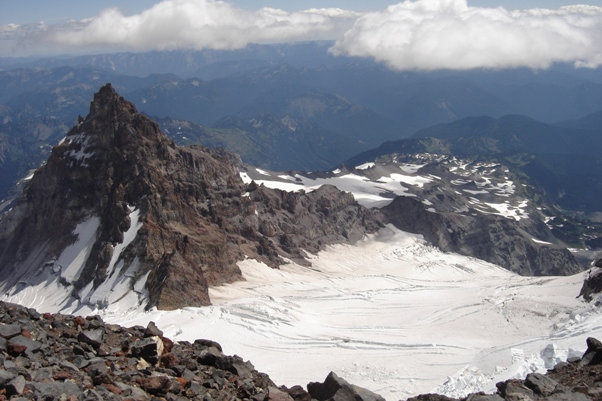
579 267 602 301
581 337 602 366
144 321 164 338
524 373 559 396
0 323 22 338
131 336 164 365
78 328 105 349
307 372 385 401
5 375 26 396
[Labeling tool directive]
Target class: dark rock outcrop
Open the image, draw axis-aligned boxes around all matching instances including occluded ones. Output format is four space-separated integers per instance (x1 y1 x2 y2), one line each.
580 261 602 301
382 196 581 276
0 84 382 310
307 371 385 401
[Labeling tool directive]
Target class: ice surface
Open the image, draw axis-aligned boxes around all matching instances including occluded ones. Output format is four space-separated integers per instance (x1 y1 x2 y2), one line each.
532 238 553 245
4 225 599 400
239 172 252 184
386 173 432 188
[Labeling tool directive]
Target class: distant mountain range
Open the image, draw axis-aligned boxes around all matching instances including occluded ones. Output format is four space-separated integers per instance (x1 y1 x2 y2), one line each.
1 43 602 220
347 113 602 216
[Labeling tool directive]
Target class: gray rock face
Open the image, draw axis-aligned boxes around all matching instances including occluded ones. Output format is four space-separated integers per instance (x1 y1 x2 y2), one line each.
382 196 581 276
78 328 105 349
579 267 602 301
0 323 21 339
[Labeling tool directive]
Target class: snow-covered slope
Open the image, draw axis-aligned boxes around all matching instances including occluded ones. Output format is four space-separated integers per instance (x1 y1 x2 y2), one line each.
3 225 599 400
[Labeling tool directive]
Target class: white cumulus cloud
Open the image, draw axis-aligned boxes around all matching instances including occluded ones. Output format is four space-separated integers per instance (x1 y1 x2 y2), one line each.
4 0 357 54
330 0 602 70
2 0 602 71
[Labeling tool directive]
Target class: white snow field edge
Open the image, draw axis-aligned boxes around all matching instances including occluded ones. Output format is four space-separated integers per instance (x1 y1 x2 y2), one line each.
2 223 600 400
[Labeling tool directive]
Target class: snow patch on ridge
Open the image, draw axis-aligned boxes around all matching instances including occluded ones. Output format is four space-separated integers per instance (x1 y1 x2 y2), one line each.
240 155 531 218
79 206 144 310
355 162 375 170
64 133 94 166
1 207 146 315
57 216 100 283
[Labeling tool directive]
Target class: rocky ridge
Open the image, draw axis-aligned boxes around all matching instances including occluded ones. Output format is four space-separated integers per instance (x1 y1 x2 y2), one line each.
0 301 601 401
381 196 579 276
246 152 583 276
0 84 382 311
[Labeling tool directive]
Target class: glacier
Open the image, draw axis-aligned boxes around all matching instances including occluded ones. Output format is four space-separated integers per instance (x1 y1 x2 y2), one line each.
2 224 599 400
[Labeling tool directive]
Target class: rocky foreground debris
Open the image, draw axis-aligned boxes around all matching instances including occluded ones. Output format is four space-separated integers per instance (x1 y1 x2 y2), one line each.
1 301 602 401
0 301 385 401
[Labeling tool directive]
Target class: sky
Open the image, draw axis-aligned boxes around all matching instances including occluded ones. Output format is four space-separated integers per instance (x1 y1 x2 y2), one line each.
1 0 602 71
1 1 598 24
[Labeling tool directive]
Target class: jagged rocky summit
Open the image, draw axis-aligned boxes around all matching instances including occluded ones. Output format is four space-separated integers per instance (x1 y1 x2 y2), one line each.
0 301 601 401
0 83 382 310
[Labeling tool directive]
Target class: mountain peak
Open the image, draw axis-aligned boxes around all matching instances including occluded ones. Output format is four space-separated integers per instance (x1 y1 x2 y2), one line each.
87 83 136 125
0 84 382 311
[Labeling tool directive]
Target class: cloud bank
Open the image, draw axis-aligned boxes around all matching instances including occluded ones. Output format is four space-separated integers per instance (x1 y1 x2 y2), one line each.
331 0 602 70
2 0 602 71
2 0 358 55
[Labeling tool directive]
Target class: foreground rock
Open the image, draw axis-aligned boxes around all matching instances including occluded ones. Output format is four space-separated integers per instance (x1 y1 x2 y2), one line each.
307 372 385 401
0 301 389 401
0 301 273 400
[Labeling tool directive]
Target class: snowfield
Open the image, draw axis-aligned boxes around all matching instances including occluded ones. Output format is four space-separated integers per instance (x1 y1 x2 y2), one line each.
2 225 600 400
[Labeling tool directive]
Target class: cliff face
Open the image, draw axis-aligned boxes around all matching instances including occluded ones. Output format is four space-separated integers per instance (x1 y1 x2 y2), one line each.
0 84 382 310
382 196 581 276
